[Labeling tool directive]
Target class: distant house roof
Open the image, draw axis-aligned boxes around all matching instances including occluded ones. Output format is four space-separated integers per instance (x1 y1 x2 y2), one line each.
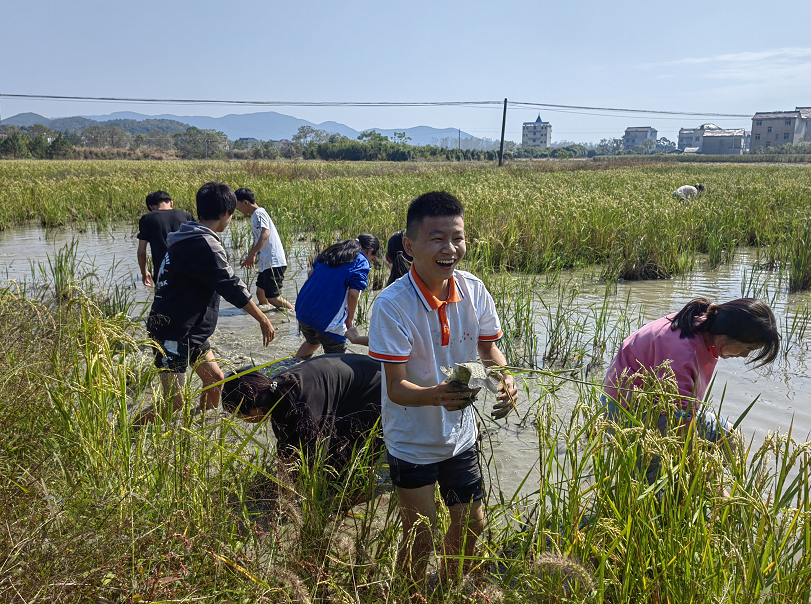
753 111 800 119
625 127 656 132
703 129 745 137
279 139 292 145
797 107 811 119
679 124 721 134
524 114 549 125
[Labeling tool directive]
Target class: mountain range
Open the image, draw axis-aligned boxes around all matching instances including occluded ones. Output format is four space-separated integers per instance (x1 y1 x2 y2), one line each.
1 110 480 146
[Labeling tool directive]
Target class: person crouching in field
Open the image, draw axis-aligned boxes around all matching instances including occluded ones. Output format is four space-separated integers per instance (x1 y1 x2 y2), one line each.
221 354 382 469
294 234 380 357
602 297 779 485
141 182 275 425
234 187 294 312
672 183 705 201
368 191 518 589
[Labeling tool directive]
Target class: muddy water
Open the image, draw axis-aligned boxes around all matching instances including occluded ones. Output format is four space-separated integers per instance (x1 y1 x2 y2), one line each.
2 223 809 497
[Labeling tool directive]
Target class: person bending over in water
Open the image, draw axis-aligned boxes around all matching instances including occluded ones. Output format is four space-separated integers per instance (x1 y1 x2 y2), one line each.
602 297 779 484
222 354 382 468
672 183 705 201
294 234 380 357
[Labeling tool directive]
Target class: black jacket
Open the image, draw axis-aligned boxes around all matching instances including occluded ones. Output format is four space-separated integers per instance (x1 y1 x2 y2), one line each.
148 221 251 345
264 354 381 458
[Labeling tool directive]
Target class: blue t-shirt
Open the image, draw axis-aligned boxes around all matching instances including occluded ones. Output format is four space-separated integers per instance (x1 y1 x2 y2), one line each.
296 254 370 341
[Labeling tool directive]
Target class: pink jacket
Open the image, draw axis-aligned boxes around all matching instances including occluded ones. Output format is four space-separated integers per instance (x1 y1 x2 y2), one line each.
603 315 719 411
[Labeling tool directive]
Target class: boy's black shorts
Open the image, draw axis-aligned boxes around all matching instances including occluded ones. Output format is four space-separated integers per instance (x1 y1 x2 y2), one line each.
153 339 211 373
387 443 484 507
299 322 347 354
256 266 286 298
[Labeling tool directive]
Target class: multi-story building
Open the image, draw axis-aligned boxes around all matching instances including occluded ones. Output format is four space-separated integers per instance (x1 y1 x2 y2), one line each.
622 127 657 151
522 115 551 148
677 123 721 152
750 107 811 151
700 129 746 155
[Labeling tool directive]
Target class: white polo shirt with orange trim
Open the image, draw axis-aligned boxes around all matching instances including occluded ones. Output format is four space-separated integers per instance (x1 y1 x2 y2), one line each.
368 266 503 464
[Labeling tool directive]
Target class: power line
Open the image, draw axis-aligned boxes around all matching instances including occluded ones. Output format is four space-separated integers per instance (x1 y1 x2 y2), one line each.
510 101 751 118
0 92 755 119
0 93 499 109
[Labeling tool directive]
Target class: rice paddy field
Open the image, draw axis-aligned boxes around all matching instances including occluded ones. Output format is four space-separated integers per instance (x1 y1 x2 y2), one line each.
2 159 811 603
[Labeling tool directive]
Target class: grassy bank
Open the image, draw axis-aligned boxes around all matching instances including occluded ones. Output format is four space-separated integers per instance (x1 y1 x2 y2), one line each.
2 252 811 602
2 160 811 284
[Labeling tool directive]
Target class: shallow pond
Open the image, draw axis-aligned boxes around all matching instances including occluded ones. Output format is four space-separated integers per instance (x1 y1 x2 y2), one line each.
2 222 810 497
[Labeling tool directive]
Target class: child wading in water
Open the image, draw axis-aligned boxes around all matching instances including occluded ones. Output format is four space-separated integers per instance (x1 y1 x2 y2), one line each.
603 297 779 484
235 188 294 311
143 182 275 424
136 190 194 287
368 191 517 590
294 233 380 357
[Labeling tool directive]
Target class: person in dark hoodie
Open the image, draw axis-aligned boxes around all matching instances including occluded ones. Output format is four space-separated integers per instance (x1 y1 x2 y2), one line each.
143 182 275 424
221 354 382 468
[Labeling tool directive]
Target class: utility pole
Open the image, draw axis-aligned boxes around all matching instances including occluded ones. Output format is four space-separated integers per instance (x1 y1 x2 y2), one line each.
498 98 507 166
458 128 461 150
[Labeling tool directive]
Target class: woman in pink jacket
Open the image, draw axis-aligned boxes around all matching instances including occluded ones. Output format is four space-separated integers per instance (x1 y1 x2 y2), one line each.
603 297 779 483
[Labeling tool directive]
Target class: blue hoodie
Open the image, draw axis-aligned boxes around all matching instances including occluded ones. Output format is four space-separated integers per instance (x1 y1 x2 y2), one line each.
295 254 370 341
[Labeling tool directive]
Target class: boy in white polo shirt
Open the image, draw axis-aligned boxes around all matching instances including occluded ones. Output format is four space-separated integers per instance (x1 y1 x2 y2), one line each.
368 191 517 588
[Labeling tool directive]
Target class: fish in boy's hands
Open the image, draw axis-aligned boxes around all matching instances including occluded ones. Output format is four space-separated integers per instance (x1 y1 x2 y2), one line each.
440 362 516 418
441 362 500 393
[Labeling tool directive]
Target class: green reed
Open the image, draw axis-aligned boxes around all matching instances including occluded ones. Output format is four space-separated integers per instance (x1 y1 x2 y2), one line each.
4 188 811 601
3 160 811 287
788 220 811 293
4 270 811 602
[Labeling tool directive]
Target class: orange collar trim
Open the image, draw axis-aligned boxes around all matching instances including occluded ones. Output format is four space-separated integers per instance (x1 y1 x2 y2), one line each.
410 265 460 309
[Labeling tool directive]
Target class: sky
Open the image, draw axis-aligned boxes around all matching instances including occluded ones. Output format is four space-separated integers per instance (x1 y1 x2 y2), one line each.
2 0 810 144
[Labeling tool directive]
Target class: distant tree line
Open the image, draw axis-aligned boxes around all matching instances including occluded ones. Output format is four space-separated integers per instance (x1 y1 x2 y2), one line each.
282 127 502 161
0 123 246 160
0 123 512 162
0 125 73 159
510 137 680 159
1 122 720 162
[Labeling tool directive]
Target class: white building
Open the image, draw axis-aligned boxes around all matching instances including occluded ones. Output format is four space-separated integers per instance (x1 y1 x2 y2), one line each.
750 107 811 151
522 115 551 148
701 129 746 155
622 127 657 151
677 123 721 152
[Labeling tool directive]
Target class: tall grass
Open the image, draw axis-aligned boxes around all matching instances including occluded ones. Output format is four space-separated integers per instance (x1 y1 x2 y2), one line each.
2 160 811 286
3 239 811 602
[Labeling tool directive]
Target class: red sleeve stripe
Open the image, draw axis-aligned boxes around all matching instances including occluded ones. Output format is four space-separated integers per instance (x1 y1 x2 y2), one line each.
479 330 503 341
369 351 410 362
